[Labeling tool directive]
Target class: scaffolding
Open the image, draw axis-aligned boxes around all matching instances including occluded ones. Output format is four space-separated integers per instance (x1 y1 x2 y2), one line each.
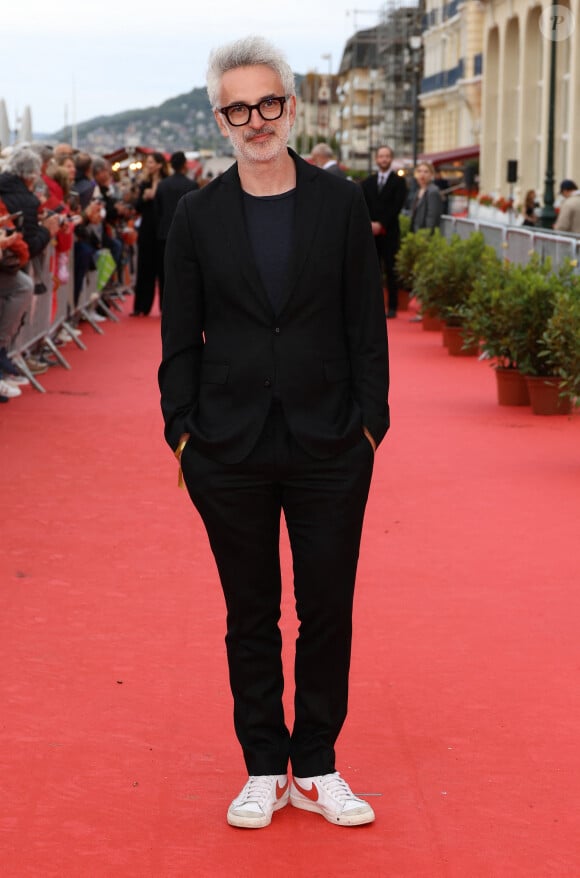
339 1 424 166
378 0 424 157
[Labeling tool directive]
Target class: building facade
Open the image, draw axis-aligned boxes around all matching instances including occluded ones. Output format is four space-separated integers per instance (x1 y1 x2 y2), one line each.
294 72 342 156
420 0 484 157
480 0 580 203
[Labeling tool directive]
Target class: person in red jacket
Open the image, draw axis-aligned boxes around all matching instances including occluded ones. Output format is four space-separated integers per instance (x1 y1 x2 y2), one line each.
44 160 77 286
0 197 32 399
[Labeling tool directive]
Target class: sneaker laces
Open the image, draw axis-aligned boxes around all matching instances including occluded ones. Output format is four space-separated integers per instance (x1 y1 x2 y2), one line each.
237 776 276 808
319 772 360 802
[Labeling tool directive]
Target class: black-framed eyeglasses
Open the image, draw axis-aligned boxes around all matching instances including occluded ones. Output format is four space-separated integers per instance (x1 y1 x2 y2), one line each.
218 96 287 127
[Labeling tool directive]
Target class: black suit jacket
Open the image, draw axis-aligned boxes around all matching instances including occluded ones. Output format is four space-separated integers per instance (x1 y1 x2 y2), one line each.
159 149 389 464
155 172 199 240
360 171 408 243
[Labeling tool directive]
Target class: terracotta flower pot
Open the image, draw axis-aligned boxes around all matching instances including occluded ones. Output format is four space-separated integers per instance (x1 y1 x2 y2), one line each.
397 289 411 311
495 368 530 406
525 376 572 415
421 311 443 332
443 324 479 356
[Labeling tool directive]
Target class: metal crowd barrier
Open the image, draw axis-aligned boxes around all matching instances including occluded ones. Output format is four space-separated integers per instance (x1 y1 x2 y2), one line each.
9 243 132 392
441 215 580 270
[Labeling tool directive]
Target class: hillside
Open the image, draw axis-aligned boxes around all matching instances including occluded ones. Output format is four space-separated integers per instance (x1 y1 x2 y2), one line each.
52 76 304 154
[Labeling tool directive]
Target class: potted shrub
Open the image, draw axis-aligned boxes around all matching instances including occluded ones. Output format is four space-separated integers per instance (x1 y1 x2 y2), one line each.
501 256 572 414
395 228 433 291
462 255 530 404
395 229 436 321
413 232 499 349
396 214 412 310
535 263 580 413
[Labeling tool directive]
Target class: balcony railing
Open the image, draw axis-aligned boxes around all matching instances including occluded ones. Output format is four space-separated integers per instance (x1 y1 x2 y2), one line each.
421 58 465 93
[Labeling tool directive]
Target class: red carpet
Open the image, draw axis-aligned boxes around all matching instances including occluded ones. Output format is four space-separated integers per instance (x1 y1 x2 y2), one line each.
1 305 579 877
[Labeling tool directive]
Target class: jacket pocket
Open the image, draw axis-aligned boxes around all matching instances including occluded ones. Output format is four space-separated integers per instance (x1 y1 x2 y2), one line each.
323 358 350 383
200 362 229 384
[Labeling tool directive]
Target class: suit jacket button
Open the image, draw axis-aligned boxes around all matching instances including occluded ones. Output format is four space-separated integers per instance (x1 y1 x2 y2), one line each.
264 378 272 388
274 326 280 334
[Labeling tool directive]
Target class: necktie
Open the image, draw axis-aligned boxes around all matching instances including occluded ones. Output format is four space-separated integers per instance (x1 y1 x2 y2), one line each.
378 174 386 191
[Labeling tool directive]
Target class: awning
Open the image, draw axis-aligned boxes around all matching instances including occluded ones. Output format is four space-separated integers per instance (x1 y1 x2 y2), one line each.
418 145 480 166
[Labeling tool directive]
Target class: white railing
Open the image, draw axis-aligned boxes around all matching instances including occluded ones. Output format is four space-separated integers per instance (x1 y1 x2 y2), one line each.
9 244 132 392
441 216 580 269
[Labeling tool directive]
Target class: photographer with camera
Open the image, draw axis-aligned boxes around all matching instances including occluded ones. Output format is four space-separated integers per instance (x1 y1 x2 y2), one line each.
92 157 131 279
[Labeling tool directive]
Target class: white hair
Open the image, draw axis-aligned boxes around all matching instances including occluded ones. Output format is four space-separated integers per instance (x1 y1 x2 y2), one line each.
4 145 42 180
206 35 295 108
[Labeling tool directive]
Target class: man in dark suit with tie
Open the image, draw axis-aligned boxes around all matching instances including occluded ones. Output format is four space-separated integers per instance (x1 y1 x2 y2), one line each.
361 145 408 318
159 35 389 830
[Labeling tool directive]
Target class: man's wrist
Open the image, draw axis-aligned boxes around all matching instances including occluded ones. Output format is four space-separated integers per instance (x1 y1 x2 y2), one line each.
363 426 376 452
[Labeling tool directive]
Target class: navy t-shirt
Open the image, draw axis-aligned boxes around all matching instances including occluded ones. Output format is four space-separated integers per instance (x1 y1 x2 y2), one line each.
242 189 296 315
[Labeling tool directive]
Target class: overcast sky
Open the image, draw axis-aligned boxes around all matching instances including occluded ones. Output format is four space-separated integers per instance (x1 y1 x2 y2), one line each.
2 1 376 136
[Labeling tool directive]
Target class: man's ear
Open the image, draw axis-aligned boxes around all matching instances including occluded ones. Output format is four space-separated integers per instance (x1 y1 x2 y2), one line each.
214 109 230 139
287 95 297 129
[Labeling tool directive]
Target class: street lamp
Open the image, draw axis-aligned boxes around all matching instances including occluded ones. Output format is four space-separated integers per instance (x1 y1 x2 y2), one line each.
409 35 422 169
539 2 558 228
321 52 332 76
320 53 332 142
337 86 346 163
368 68 378 174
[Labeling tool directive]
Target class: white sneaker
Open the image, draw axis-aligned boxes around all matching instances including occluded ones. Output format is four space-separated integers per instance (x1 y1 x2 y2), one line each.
0 378 22 398
4 374 29 386
290 771 375 826
227 774 289 828
90 312 107 322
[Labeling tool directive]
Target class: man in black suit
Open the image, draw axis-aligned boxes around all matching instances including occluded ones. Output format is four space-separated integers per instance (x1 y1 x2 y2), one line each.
154 151 198 301
361 145 408 318
159 35 389 830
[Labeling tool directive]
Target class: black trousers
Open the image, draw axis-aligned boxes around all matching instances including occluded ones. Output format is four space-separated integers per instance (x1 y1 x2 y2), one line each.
181 402 374 777
375 235 400 314
156 239 166 307
133 228 160 315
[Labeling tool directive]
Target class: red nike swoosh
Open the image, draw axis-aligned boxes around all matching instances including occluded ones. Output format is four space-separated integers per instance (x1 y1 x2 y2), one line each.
293 780 319 802
276 780 289 800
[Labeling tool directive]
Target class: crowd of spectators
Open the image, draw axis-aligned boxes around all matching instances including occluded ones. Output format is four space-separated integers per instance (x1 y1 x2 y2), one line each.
0 140 201 404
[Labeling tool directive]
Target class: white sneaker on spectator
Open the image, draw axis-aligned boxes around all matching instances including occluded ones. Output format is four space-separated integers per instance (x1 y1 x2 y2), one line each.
56 328 82 344
290 771 375 826
227 775 289 828
90 312 107 322
5 374 29 386
0 378 22 398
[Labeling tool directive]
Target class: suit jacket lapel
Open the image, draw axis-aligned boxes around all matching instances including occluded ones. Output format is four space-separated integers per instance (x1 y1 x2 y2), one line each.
212 151 321 318
279 151 320 315
214 163 272 315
